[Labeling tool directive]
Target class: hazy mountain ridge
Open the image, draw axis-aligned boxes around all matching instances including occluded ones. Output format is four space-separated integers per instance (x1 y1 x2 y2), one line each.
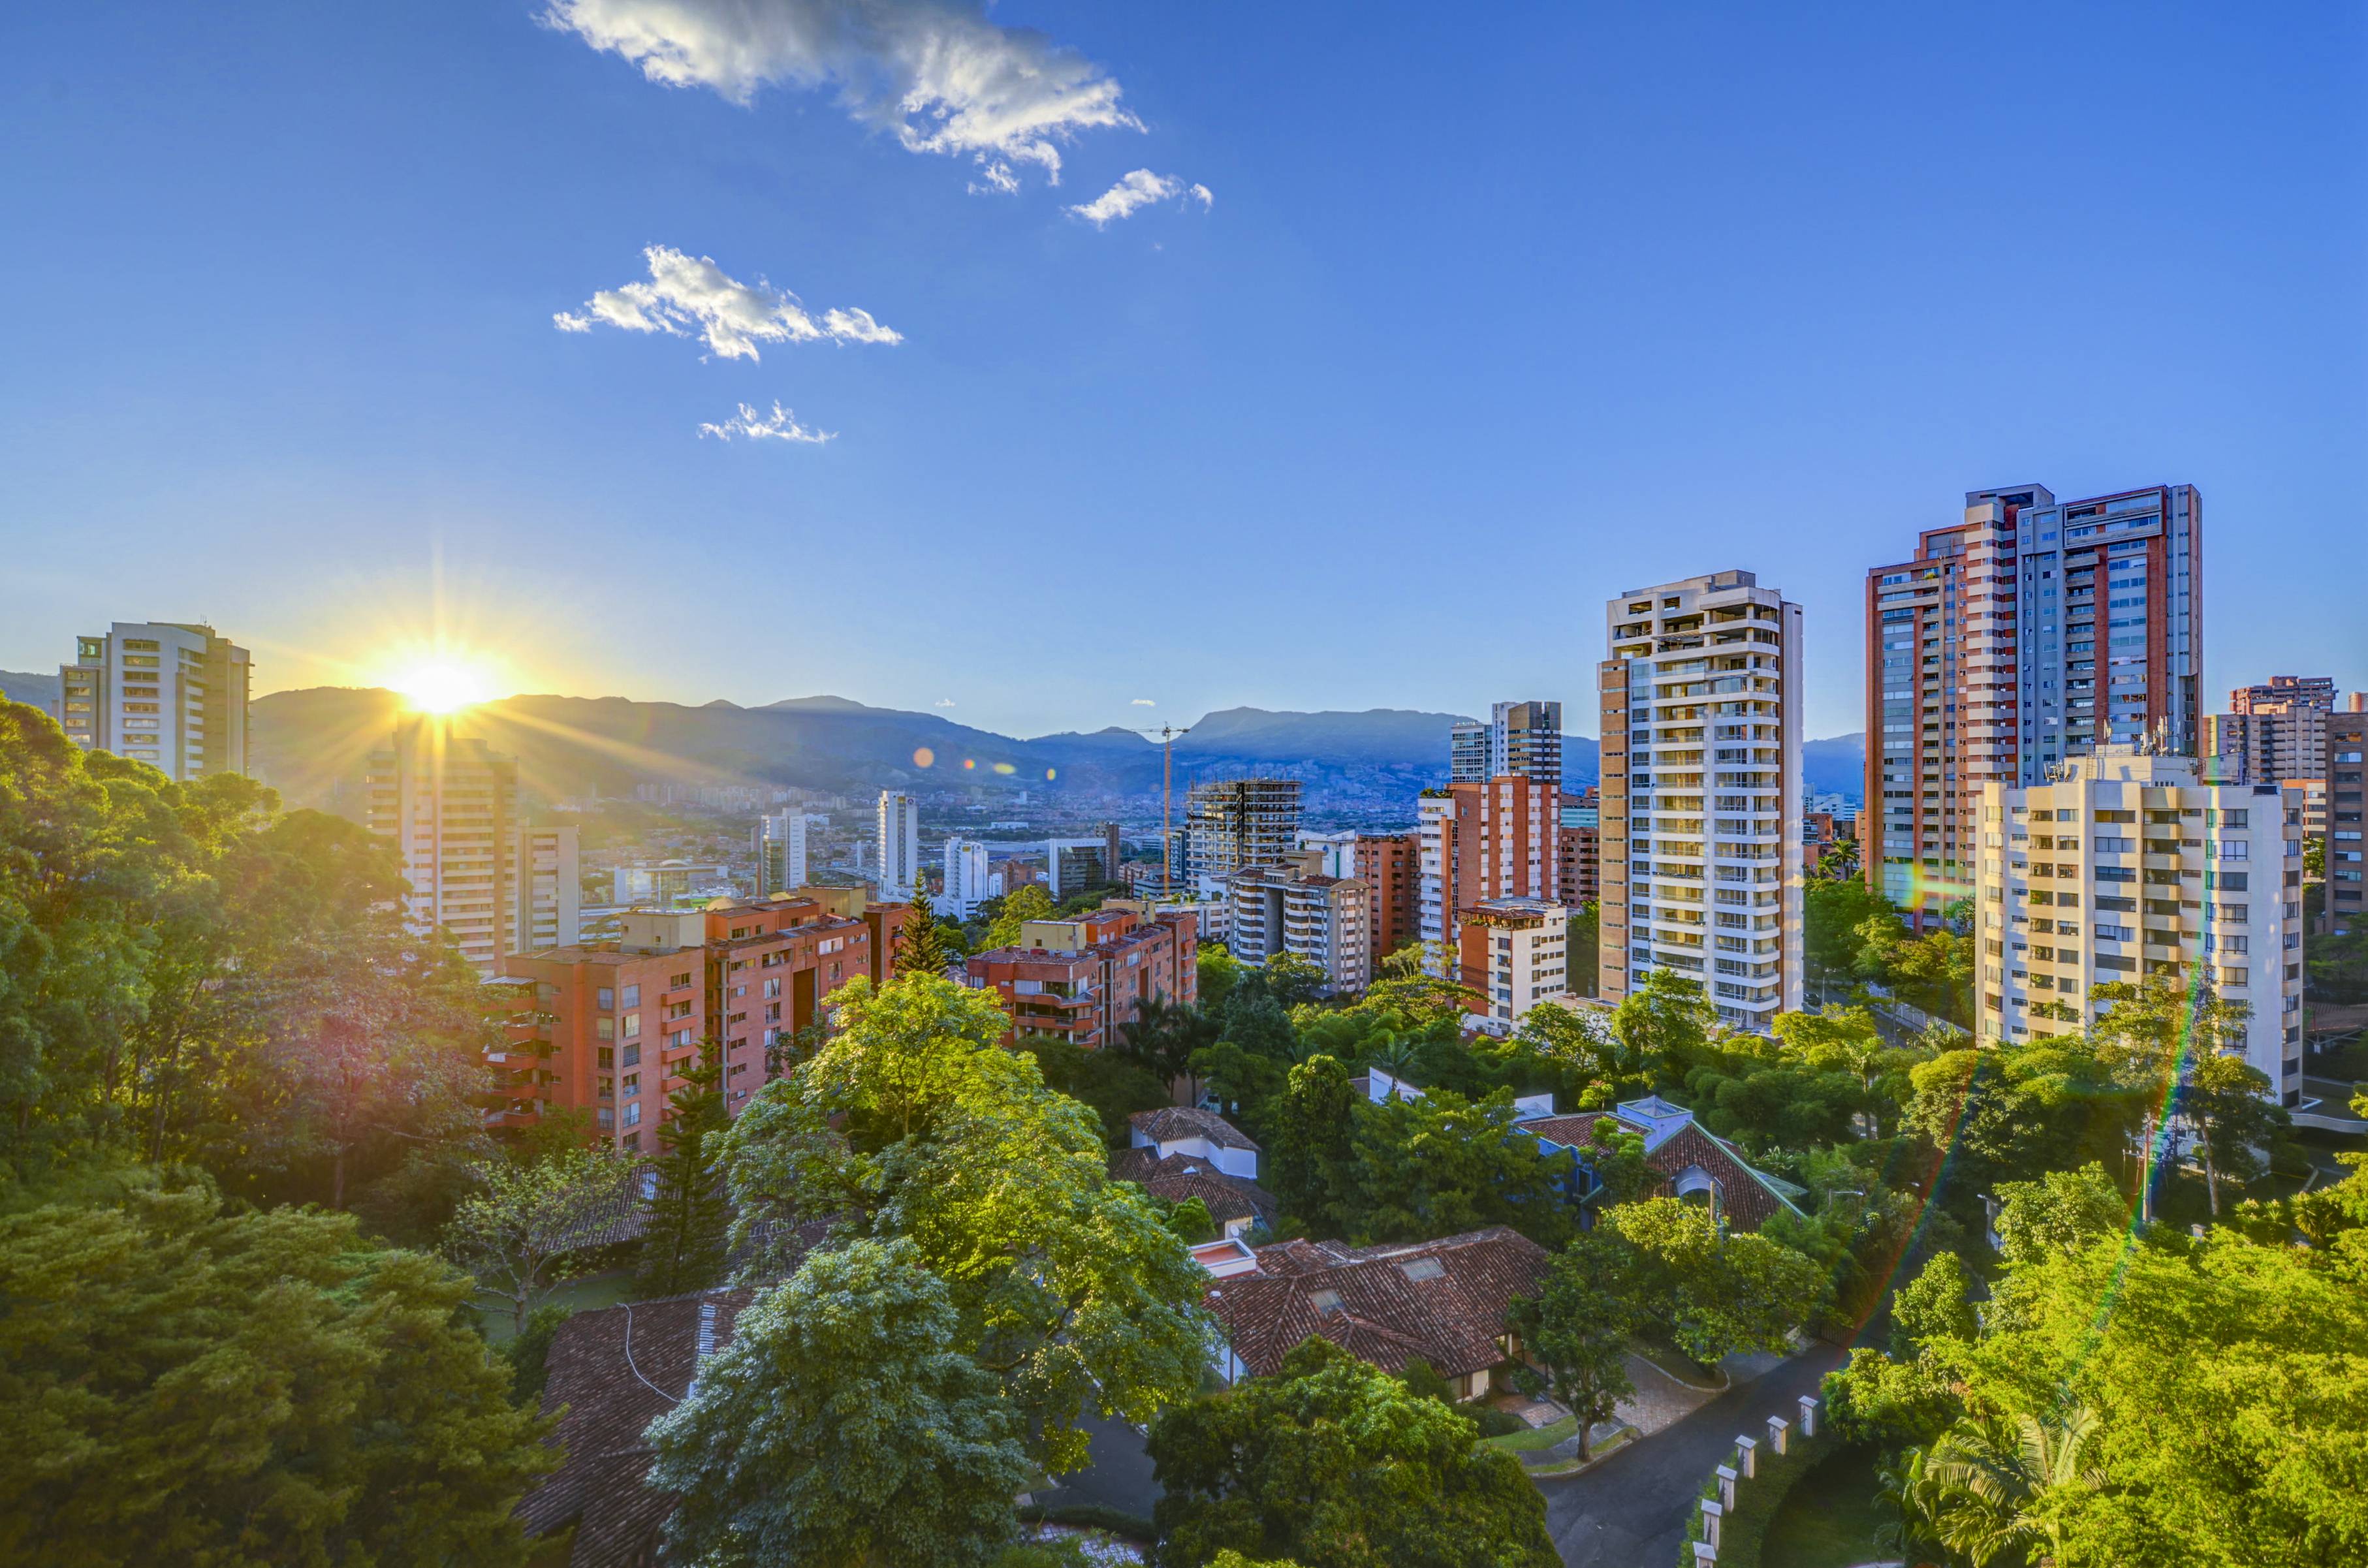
3 676 1867 810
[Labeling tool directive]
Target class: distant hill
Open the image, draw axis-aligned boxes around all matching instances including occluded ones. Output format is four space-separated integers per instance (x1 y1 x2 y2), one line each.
0 670 59 715
1804 733 1866 800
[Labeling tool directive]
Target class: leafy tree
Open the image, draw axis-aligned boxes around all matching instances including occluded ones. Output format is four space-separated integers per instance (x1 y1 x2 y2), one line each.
1265 1054 1359 1229
648 1238 1031 1568
2090 968 2252 1223
1804 875 1903 1001
443 1146 632 1334
2183 1052 2285 1216
717 975 1214 1476
1511 1231 1639 1460
1022 1034 1172 1147
1609 967 1717 1083
1607 1197 1826 1368
1346 1086 1576 1248
1114 994 1220 1084
1148 1337 1558 1568
1161 1195 1220 1244
0 1173 554 1567
982 883 1056 949
1197 942 1244 1012
1260 950 1330 1009
1565 901 1600 997
1191 1039 1289 1135
636 1054 732 1296
1993 1163 2128 1272
1890 1249 1978 1354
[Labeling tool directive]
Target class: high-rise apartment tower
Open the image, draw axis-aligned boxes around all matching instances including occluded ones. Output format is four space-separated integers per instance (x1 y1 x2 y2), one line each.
57 621 251 781
1599 571 1803 1031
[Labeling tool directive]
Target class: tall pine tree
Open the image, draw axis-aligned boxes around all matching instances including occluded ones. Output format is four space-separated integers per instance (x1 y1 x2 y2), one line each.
894 886 952 980
635 1053 731 1296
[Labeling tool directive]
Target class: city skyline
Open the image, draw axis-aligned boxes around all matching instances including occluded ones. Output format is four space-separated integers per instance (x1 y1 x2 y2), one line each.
5 5 2363 738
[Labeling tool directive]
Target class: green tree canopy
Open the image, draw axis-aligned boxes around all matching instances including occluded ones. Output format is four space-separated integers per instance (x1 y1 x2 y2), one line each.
648 1237 1031 1568
1511 1230 1640 1460
1606 1196 1827 1368
636 1053 732 1296
0 1173 553 1567
1148 1337 1558 1568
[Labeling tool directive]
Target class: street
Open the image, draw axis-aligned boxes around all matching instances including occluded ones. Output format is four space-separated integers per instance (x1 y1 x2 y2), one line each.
1540 1342 1851 1567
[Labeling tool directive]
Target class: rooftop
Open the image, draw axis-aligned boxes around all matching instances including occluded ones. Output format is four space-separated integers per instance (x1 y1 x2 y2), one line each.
1131 1105 1260 1152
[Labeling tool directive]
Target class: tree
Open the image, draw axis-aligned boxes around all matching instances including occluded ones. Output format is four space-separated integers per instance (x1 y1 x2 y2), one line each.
1160 1195 1219 1244
648 1238 1031 1568
1197 942 1244 1012
1512 1231 1639 1460
1260 950 1329 1009
1265 1054 1359 1230
1607 1197 1826 1368
983 884 1056 949
1923 1405 2108 1568
1565 901 1600 997
637 1054 732 1296
1609 968 1718 1082
443 1146 633 1335
1891 1249 1978 1355
1114 994 1220 1085
1345 1086 1576 1248
0 1174 554 1567
1022 1034 1171 1147
1992 1163 2128 1272
718 975 1214 1477
1148 1338 1559 1568
2090 968 2252 1223
895 897 954 979
2183 1052 2284 1216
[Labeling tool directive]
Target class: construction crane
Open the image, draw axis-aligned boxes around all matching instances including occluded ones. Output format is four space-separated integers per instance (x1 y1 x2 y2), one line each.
1135 723 1192 897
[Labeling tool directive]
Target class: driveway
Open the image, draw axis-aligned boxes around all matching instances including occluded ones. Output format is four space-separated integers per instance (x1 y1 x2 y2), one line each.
1539 1342 1849 1568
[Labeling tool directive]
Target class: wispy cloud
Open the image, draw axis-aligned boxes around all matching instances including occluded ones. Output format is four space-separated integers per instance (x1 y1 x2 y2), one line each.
1066 170 1212 228
556 245 900 361
1131 698 1156 706
934 698 957 708
697 401 836 443
542 0 1138 189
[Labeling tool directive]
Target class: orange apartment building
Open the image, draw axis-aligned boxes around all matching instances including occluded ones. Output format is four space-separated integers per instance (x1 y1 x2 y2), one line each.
494 888 902 1150
1353 830 1420 962
962 903 1198 1049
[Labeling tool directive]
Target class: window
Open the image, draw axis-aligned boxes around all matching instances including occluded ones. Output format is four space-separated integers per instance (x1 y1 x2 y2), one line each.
622 984 641 1007
621 1011 640 1037
670 971 693 991
622 1073 640 1096
1307 1288 1345 1317
596 986 614 1010
1399 1257 1445 1282
622 1102 642 1128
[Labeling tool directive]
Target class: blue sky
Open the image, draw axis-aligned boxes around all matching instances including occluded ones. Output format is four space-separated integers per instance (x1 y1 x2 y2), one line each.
3 1 2362 740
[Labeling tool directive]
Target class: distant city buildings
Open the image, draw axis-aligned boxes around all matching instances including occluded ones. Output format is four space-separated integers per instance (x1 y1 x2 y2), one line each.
56 620 250 781
1225 853 1371 996
1557 787 1600 907
941 838 994 918
611 861 731 905
1600 569 1803 1031
362 720 580 976
1972 749 2302 1105
1863 484 2202 926
1449 700 1562 789
753 810 812 894
2203 676 2343 787
1045 822 1123 900
2327 704 2365 933
876 790 921 898
1184 778 1302 895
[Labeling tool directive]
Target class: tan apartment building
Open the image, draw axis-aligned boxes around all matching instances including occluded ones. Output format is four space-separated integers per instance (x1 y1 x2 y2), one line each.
56 620 251 781
1227 855 1370 996
1456 896 1570 1035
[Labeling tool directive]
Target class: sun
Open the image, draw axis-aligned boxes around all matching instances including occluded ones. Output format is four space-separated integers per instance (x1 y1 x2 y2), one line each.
394 661 491 714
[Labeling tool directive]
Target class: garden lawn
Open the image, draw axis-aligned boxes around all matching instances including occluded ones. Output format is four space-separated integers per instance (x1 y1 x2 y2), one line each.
1481 1415 1577 1453
1760 1442 1887 1568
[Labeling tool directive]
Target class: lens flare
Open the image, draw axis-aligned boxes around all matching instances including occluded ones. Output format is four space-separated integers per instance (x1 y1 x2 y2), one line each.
394 661 490 713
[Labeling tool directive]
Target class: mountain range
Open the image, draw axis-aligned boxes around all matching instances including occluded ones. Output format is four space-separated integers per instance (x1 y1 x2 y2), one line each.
0 672 1865 811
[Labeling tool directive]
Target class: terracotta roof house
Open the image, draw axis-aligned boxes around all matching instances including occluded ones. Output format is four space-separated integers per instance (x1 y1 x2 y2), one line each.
1515 1094 1806 1232
1199 1226 1549 1399
517 1288 753 1568
1109 1147 1278 1236
1128 1106 1260 1170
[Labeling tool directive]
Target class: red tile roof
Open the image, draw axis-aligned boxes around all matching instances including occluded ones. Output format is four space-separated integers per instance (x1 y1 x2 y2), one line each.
1109 1149 1277 1225
1129 1105 1260 1152
1517 1110 1798 1232
1201 1226 1548 1380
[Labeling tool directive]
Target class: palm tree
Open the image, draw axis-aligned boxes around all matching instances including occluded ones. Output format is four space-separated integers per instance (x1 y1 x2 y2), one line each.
1923 1405 2108 1568
1874 1446 1955 1567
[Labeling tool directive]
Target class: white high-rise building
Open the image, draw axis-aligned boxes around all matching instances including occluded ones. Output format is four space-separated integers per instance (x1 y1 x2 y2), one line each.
1974 749 2303 1105
877 791 922 899
361 721 580 976
755 810 810 894
1447 702 1562 788
56 621 251 781
1599 570 1804 1031
942 838 992 918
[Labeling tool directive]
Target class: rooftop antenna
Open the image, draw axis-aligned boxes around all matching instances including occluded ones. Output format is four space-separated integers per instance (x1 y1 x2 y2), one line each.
1135 723 1192 896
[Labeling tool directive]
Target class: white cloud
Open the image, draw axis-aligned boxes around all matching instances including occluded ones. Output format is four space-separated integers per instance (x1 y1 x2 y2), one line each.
697 401 836 443
543 0 1138 187
1131 698 1155 706
934 698 957 708
557 245 901 361
1066 170 1213 228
